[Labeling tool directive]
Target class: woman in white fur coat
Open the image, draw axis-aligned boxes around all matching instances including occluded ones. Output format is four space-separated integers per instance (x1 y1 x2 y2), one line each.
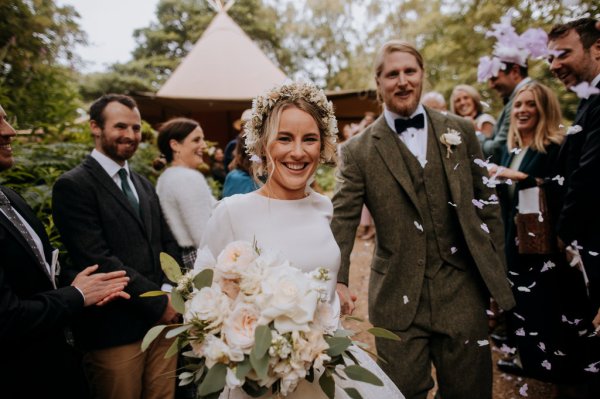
154 118 216 270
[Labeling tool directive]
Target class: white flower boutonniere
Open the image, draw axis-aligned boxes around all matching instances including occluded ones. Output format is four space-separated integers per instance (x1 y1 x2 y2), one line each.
440 128 462 158
566 125 582 136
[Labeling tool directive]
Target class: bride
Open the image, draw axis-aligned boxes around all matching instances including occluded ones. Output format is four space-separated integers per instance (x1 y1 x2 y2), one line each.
201 81 404 398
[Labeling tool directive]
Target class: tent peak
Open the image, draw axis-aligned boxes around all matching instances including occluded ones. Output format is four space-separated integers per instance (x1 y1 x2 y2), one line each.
206 0 235 12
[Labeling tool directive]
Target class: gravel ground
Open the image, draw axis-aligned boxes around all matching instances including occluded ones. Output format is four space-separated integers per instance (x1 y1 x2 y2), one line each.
343 236 556 399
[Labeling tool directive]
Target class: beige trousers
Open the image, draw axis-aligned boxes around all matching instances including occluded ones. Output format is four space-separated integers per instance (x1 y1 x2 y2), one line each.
83 331 177 399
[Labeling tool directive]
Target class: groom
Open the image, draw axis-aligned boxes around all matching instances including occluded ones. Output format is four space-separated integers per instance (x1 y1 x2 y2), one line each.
332 41 515 399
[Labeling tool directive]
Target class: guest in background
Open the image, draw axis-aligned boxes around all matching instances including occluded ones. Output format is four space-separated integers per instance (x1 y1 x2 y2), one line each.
154 118 216 270
422 91 447 112
210 147 227 185
222 134 258 198
224 109 252 170
450 84 496 139
489 82 589 385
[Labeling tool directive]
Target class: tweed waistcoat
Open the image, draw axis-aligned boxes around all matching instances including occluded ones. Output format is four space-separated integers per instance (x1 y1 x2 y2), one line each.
396 126 471 278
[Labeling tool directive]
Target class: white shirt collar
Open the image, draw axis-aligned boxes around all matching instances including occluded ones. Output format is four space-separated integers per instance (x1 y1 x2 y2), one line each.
383 104 426 133
91 149 130 178
591 73 600 88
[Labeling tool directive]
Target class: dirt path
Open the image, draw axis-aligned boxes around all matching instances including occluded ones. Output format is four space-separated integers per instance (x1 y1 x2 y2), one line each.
343 237 556 399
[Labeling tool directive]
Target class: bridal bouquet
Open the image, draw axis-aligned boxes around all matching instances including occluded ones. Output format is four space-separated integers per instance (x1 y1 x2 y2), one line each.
142 240 398 399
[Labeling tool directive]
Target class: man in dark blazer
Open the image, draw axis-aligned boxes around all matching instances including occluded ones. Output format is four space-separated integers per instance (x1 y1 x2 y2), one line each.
331 41 515 399
0 104 130 399
52 94 181 399
548 18 600 397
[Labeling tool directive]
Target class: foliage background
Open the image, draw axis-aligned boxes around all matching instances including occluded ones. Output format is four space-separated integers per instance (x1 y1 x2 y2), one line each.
1 0 599 248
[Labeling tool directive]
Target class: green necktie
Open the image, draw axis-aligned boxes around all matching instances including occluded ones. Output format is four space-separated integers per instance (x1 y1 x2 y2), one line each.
118 168 140 215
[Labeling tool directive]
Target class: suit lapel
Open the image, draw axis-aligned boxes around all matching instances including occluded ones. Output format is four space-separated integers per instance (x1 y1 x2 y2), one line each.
0 187 53 279
83 156 145 228
427 110 462 204
372 118 421 215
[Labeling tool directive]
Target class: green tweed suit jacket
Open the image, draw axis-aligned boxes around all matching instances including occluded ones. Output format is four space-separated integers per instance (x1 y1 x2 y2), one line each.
331 108 516 331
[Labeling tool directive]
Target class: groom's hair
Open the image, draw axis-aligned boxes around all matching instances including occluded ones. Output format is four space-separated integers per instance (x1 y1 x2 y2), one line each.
374 40 424 78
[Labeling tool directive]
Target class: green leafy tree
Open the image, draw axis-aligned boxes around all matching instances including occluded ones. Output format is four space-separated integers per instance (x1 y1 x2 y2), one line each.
0 0 86 128
80 0 292 99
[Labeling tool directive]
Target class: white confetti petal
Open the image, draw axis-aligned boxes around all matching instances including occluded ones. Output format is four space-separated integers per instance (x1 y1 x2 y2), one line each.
514 312 525 321
472 199 485 209
541 360 551 370
500 344 517 355
480 223 489 233
538 342 546 352
517 286 531 292
414 221 423 232
515 328 525 336
403 295 409 304
519 383 529 396
554 350 566 356
584 361 600 373
529 332 538 336
477 339 489 346
450 247 458 254
541 261 555 272
552 175 565 186
448 201 457 207
589 251 599 256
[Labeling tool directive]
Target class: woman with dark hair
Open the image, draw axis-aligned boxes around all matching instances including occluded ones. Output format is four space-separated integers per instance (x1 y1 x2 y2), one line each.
154 117 215 270
222 134 258 198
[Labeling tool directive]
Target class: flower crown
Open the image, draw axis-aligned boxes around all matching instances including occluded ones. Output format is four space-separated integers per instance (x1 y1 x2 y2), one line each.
244 81 338 160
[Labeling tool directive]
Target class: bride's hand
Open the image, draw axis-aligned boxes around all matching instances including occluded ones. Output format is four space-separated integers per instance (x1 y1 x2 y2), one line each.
337 283 357 315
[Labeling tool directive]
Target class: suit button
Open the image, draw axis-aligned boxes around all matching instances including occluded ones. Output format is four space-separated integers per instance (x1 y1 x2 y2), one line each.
417 259 424 266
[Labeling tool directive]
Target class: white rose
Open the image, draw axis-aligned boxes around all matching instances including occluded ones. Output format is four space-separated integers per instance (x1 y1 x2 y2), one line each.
216 241 257 280
443 132 462 145
196 335 243 368
258 265 319 333
222 302 260 354
239 261 269 297
184 284 231 333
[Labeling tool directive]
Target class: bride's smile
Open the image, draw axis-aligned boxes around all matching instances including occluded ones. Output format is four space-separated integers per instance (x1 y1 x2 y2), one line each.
261 106 321 200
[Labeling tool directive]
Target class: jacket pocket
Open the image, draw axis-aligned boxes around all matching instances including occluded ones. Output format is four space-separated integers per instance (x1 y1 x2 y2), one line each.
371 254 390 275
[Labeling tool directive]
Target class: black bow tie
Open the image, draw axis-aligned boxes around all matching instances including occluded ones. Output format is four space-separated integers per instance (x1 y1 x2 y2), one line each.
394 113 425 134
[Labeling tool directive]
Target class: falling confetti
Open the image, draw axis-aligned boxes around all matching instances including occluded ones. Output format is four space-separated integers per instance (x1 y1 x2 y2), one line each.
554 350 566 356
519 383 529 397
451 247 458 254
480 223 490 233
584 361 600 373
414 221 423 232
472 199 485 209
552 175 565 186
541 261 555 272
515 328 525 336
477 339 489 346
403 295 409 304
514 312 525 321
589 251 599 256
541 360 551 370
538 342 546 352
448 201 457 207
500 344 517 355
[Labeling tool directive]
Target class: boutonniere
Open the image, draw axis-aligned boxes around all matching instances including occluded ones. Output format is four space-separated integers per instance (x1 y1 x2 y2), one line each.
566 125 582 136
439 128 462 158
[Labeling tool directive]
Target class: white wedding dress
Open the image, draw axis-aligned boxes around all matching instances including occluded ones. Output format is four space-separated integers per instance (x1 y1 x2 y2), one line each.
201 190 405 399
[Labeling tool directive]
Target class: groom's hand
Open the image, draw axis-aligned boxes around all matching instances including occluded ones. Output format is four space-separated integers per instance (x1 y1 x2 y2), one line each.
337 283 357 315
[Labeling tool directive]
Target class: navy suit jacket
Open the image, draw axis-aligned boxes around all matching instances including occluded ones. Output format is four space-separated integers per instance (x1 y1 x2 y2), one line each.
0 185 87 397
52 155 181 350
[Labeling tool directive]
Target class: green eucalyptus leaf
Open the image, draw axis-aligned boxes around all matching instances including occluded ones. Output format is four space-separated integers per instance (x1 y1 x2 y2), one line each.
236 356 252 380
249 350 269 380
140 290 167 297
333 328 355 337
325 336 352 357
343 387 363 399
367 327 402 341
193 269 214 290
166 324 191 339
160 252 183 282
197 363 227 396
253 325 272 357
343 365 383 386
141 324 167 352
171 289 185 314
164 336 180 358
344 315 365 322
318 371 335 399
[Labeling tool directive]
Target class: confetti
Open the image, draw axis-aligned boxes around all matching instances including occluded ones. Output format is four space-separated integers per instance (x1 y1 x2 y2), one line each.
403 295 409 304
519 383 529 397
584 361 600 373
554 350 566 356
589 251 599 257
450 247 458 254
538 342 546 352
510 147 523 154
561 315 582 325
541 360 551 370
529 332 538 336
480 223 490 233
517 286 531 292
500 344 517 355
414 221 423 232
541 261 555 272
570 81 600 99
514 312 525 321
566 125 582 136
515 328 525 336
448 201 457 207
552 175 565 186
472 199 485 209
477 339 489 346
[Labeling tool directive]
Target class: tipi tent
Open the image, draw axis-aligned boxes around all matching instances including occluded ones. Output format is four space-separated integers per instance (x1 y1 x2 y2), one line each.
133 9 378 146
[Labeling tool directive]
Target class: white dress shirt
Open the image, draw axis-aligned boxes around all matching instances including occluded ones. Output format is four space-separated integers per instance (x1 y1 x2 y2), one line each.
91 149 139 202
384 104 429 167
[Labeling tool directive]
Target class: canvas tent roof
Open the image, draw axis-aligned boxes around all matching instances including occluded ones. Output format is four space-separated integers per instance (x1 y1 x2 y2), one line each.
157 11 287 100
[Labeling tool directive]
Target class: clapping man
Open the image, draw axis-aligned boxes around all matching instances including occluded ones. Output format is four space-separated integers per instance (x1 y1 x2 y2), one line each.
0 104 130 399
332 41 515 399
52 94 181 399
